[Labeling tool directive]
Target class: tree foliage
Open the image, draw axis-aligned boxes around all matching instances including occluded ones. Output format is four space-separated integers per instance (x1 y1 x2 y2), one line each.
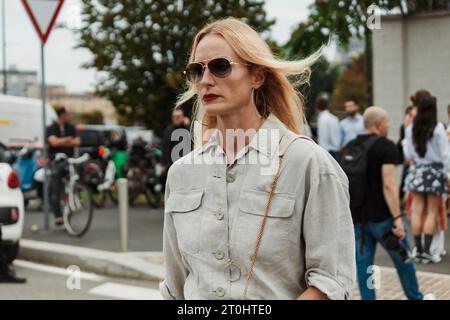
77 0 275 135
332 54 365 113
287 0 449 52
285 0 449 107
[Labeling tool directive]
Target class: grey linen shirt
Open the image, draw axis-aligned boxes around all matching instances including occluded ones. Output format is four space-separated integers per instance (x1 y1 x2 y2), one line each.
160 113 356 300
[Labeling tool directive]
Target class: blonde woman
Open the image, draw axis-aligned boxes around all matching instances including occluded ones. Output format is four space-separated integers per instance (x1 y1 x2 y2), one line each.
160 18 356 300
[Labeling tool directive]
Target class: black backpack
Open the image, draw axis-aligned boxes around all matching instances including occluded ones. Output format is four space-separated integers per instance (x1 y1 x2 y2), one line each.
340 135 381 211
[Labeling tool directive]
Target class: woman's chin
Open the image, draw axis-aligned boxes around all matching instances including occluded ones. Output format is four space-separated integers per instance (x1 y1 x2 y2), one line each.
203 103 232 116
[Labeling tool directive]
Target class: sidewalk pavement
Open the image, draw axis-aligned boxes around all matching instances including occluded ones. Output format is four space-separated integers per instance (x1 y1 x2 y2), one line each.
18 239 164 282
20 202 450 299
350 266 450 300
18 238 450 300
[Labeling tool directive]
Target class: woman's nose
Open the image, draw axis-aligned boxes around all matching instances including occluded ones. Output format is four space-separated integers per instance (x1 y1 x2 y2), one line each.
199 67 215 86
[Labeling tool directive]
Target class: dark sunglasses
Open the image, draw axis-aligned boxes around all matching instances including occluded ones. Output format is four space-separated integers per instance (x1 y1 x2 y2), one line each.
184 57 251 83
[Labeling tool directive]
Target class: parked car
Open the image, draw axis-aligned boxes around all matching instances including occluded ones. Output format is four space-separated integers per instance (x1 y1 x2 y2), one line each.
0 142 25 264
76 124 128 158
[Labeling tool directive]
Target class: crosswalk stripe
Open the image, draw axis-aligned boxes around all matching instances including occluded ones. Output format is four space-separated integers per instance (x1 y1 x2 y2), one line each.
13 260 106 282
89 282 162 300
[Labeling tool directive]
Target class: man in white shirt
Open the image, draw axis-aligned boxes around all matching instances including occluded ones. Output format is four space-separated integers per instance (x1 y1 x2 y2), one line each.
340 99 365 147
315 96 341 161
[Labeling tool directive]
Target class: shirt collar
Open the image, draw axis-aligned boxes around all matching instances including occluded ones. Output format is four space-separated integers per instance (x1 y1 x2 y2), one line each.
198 113 287 159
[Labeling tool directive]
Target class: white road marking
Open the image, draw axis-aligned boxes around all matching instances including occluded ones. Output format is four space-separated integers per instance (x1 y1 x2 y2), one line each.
89 282 162 300
13 260 106 282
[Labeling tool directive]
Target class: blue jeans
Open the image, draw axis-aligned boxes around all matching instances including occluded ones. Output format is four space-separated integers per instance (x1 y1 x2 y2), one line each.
354 218 423 300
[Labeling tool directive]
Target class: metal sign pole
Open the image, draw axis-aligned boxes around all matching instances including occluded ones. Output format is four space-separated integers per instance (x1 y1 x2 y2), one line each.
1 0 7 94
41 42 49 230
20 0 66 230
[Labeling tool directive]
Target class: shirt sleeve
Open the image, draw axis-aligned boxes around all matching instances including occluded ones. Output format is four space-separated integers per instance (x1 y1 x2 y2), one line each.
339 120 345 146
46 123 57 139
332 118 342 150
159 173 189 300
302 154 356 300
403 125 414 161
68 124 78 138
381 139 401 165
435 123 450 171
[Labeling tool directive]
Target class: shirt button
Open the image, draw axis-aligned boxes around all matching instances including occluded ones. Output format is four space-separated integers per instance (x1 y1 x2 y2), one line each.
226 173 235 183
214 251 225 260
214 287 226 297
216 211 224 221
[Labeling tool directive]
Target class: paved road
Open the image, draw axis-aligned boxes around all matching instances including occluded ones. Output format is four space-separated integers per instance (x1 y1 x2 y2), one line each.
23 201 164 252
23 201 450 274
0 260 161 300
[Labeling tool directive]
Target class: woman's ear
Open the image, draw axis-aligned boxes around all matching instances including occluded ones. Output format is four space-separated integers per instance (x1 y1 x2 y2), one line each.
252 66 266 89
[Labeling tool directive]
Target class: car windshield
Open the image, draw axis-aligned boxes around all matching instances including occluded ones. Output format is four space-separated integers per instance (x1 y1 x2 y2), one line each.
78 130 103 147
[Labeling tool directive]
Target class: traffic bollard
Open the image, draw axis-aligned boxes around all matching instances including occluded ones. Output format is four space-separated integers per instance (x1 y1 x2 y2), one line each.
117 178 128 252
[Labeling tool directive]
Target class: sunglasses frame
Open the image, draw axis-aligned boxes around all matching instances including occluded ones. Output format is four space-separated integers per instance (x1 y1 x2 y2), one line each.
184 57 251 83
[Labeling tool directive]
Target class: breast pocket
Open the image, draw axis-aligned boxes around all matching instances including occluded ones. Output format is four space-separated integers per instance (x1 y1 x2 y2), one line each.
165 189 204 255
235 189 295 265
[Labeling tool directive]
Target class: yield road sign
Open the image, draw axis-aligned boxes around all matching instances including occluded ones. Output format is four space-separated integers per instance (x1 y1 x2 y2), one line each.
21 0 65 44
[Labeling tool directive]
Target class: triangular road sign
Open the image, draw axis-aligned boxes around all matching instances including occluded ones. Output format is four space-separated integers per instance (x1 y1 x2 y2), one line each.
21 0 65 44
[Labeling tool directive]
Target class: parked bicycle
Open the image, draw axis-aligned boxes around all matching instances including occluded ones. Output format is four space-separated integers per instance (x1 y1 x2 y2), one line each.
53 152 95 237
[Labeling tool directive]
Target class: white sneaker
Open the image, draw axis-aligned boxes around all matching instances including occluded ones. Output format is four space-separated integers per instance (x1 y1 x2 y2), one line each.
421 252 442 264
423 293 436 300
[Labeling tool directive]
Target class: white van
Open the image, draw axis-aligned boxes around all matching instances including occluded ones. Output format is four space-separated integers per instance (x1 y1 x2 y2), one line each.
0 94 57 147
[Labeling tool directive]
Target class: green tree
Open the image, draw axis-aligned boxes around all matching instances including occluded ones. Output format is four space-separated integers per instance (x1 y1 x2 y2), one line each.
77 0 274 135
285 0 448 107
331 54 365 114
300 57 340 120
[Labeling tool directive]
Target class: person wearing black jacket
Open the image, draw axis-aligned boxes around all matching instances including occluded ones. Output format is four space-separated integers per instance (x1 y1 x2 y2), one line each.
46 107 81 226
161 108 192 190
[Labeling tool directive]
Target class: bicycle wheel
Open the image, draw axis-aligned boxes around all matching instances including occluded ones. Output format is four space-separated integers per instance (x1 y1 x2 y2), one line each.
63 182 94 237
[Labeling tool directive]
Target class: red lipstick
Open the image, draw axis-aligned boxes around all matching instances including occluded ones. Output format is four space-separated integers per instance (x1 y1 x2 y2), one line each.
203 94 220 102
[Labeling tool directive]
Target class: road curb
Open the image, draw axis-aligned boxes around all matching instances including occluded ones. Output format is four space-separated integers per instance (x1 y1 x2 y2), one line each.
18 239 164 282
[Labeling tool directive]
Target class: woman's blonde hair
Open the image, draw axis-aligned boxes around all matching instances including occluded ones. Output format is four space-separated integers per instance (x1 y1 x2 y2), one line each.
176 17 322 145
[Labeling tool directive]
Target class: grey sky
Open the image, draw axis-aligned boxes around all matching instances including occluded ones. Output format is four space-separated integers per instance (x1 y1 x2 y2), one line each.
3 0 314 93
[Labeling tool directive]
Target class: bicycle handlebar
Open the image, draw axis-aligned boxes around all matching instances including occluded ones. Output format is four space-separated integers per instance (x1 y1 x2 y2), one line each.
68 153 90 165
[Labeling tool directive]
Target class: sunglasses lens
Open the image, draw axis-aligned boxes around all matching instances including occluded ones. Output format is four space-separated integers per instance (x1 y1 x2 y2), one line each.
209 58 232 77
185 63 203 82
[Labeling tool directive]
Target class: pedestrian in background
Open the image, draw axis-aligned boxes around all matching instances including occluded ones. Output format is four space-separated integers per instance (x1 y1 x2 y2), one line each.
315 96 341 161
340 98 364 148
403 95 450 264
161 108 192 192
342 106 427 300
46 107 81 226
398 105 417 202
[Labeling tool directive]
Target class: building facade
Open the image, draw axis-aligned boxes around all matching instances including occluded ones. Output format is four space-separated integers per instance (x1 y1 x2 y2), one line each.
0 67 40 98
372 10 450 141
